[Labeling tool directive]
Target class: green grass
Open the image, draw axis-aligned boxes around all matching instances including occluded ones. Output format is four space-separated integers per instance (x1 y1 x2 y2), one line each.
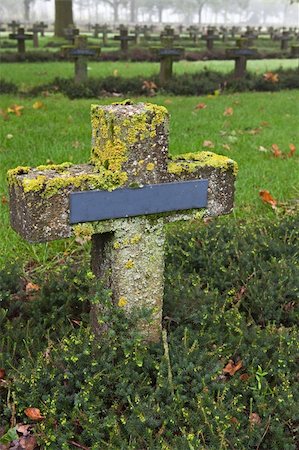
0 90 298 264
1 59 298 89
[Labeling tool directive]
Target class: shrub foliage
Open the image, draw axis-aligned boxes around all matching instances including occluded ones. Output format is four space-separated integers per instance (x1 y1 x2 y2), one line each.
0 214 298 449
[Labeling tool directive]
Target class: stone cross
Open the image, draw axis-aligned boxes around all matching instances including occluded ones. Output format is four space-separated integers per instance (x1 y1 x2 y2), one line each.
134 25 142 45
187 25 200 44
241 27 258 46
28 24 40 48
64 26 80 44
201 28 220 51
9 27 33 55
152 36 184 85
61 35 101 84
114 26 135 53
226 38 258 78
279 31 292 51
7 20 20 34
92 23 101 38
291 44 299 57
35 21 48 36
8 102 237 342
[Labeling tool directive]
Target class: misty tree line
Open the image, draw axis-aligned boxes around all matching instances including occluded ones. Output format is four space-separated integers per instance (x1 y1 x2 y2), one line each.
1 0 298 27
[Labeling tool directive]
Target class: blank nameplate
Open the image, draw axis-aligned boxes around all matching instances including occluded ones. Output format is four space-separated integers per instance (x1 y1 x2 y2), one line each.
70 179 208 224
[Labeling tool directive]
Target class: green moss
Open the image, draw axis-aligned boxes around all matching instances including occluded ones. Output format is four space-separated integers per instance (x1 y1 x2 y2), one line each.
168 151 238 176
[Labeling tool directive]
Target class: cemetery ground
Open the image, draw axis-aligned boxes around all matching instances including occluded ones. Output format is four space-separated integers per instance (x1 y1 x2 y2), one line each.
0 70 298 447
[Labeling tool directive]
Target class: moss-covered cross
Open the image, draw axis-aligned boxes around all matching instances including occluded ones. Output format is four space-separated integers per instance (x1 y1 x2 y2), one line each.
8 102 237 342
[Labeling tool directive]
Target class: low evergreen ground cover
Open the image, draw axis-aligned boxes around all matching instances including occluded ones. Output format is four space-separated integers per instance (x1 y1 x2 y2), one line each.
0 214 298 449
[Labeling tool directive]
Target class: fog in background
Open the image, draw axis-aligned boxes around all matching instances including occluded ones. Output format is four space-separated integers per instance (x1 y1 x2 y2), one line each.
1 0 298 26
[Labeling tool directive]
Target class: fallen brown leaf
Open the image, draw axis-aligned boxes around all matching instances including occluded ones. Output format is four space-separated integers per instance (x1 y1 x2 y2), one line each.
239 373 250 381
263 72 279 83
7 105 24 116
249 412 261 426
223 107 233 116
203 140 214 148
1 196 8 206
25 283 40 294
195 102 207 110
271 143 282 158
288 143 296 158
24 408 44 421
223 359 243 376
259 190 277 209
0 369 6 380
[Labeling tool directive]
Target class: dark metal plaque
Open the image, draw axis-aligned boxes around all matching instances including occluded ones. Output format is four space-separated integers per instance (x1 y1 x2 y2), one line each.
70 48 96 56
159 49 182 56
70 179 208 224
234 49 257 56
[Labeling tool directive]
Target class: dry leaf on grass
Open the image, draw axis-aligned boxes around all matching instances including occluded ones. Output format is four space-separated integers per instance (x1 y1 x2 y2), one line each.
259 190 277 209
24 408 44 421
223 359 243 376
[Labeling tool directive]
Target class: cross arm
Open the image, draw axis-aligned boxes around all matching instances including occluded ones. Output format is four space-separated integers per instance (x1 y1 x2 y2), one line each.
7 163 119 243
167 151 238 217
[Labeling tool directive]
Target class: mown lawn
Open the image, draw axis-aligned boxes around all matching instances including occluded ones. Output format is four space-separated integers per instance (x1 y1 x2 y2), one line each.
1 59 297 89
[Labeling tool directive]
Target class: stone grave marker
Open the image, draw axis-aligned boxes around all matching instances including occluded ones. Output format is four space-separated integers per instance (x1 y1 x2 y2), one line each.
186 25 200 44
114 26 135 53
28 23 40 48
98 24 112 46
241 26 258 45
134 24 142 45
64 26 80 44
61 35 101 84
9 27 33 55
201 28 220 51
7 20 20 34
291 44 299 57
8 101 237 342
226 38 258 78
152 36 184 85
36 21 48 37
92 23 101 38
279 30 292 51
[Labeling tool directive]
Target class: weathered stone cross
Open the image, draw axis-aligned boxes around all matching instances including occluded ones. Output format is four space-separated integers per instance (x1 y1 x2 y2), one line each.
61 35 101 84
152 36 184 85
226 38 258 78
114 26 136 53
9 27 33 55
8 102 237 342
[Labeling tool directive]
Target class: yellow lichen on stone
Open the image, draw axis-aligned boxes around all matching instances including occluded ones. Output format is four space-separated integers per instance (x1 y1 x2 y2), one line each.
118 297 128 307
146 162 155 171
73 223 94 244
7 166 30 185
36 162 73 172
90 103 169 188
113 241 121 249
168 151 238 176
125 259 134 269
23 175 47 193
130 234 142 244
